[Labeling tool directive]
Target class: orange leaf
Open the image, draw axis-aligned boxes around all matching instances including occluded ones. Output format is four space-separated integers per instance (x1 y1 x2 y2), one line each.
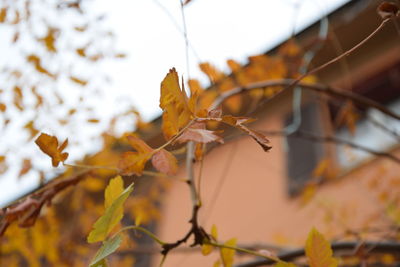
227 59 241 73
70 76 88 86
151 149 178 175
35 133 69 167
126 135 153 154
118 135 154 176
305 228 338 267
199 62 224 83
19 159 32 177
118 152 151 176
160 68 192 140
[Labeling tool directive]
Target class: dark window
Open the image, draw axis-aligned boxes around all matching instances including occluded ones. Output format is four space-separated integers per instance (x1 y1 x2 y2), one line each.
285 103 325 196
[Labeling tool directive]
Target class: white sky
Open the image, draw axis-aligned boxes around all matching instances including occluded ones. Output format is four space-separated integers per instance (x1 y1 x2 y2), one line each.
0 0 351 206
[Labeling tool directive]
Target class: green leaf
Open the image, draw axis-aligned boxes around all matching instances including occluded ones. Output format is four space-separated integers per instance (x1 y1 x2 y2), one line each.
89 234 122 266
87 182 134 243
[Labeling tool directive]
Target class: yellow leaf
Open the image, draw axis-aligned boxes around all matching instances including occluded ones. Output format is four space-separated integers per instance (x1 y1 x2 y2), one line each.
305 228 338 267
274 261 297 267
213 259 221 267
211 224 218 240
105 176 123 210
220 238 237 267
201 243 214 256
160 68 192 140
35 133 69 167
87 180 134 243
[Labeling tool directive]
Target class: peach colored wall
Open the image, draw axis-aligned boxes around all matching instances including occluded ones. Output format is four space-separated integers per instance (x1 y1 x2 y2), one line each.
154 97 400 267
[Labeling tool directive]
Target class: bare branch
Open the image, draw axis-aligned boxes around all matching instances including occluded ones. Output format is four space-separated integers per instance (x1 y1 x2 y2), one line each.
234 241 400 267
210 79 400 121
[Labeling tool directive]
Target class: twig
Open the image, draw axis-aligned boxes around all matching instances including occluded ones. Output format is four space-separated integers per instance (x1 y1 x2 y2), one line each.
262 130 400 164
234 241 400 267
210 79 400 121
289 17 392 90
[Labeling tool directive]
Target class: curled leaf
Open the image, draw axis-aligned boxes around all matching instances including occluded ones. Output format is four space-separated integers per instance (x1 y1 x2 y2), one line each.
35 133 69 167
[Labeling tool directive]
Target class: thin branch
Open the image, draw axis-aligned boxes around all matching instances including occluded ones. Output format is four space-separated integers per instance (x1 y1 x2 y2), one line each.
290 17 392 90
210 79 400 121
234 241 400 267
262 130 400 164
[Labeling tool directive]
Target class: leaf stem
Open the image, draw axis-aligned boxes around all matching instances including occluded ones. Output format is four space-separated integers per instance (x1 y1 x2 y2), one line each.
207 240 281 263
114 225 166 246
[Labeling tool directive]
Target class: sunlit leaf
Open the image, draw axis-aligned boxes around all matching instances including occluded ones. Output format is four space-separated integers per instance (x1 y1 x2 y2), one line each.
105 176 124 210
305 228 338 267
87 181 134 243
35 133 69 167
220 238 237 267
89 234 122 267
160 68 192 140
151 149 178 175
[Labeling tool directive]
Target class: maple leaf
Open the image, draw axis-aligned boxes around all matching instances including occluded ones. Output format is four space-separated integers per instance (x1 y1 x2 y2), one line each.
160 68 192 140
151 149 178 175
35 133 69 167
305 228 338 267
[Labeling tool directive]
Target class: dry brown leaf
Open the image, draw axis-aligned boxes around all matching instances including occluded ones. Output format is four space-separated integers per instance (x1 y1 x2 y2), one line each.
377 2 399 19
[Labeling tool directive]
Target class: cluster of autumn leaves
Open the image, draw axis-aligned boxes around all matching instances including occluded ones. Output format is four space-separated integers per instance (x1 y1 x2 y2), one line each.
29 66 341 267
35 67 272 179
